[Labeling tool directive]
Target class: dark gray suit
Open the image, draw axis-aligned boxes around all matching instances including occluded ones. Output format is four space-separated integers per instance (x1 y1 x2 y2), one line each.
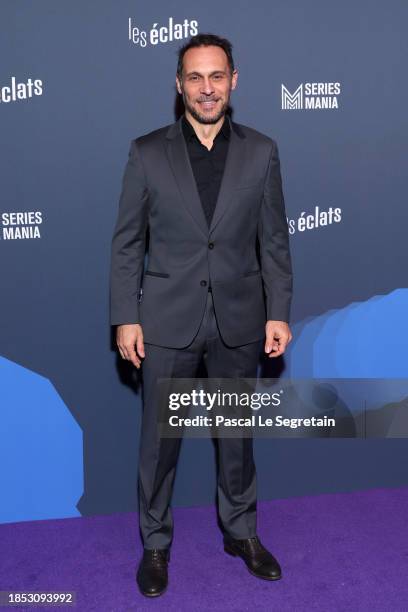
110 114 292 347
110 114 293 548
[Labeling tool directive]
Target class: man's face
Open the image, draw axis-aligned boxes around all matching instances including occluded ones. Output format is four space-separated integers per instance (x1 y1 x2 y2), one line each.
176 45 238 125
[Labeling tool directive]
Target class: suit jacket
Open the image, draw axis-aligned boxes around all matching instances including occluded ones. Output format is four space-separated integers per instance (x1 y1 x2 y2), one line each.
110 113 293 348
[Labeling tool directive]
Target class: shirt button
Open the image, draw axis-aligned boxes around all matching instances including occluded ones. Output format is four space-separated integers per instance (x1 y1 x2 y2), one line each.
200 280 207 287
208 242 214 249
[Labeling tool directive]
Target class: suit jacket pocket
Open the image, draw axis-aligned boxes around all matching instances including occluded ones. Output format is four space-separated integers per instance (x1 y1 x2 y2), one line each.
243 269 261 277
144 270 170 278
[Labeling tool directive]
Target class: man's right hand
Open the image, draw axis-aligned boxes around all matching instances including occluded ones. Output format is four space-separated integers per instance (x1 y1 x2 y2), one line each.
116 323 145 369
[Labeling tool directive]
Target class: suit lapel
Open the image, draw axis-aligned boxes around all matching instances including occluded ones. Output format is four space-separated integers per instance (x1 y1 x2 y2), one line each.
209 118 247 233
165 114 247 237
165 116 208 236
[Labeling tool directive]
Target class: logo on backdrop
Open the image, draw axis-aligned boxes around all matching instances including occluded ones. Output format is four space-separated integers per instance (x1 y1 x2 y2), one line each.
281 83 341 110
287 206 342 235
1 211 43 240
128 17 198 47
0 77 43 104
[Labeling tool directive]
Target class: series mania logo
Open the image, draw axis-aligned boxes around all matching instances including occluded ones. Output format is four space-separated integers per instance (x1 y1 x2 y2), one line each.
281 82 341 110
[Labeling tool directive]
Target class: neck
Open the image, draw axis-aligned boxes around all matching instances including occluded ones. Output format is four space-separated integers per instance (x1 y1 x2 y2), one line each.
184 110 226 143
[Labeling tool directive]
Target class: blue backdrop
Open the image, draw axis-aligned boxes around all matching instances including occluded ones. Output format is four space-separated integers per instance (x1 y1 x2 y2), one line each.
1 0 407 523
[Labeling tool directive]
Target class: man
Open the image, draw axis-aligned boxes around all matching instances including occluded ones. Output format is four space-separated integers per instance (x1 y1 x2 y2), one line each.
110 33 293 597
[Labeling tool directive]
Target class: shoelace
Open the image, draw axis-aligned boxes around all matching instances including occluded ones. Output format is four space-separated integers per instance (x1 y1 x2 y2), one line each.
144 549 168 567
244 536 270 558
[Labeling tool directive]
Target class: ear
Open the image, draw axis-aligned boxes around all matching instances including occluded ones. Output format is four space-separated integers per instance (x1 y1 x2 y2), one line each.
231 69 238 91
176 74 183 95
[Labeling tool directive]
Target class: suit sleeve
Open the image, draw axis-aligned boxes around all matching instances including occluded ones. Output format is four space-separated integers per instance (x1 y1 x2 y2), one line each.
109 139 149 325
258 140 293 323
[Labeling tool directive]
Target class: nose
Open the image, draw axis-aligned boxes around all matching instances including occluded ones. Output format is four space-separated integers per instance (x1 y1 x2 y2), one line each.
200 77 214 96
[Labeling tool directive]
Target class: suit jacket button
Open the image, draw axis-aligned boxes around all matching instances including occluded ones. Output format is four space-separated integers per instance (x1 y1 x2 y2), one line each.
200 280 207 287
208 242 214 249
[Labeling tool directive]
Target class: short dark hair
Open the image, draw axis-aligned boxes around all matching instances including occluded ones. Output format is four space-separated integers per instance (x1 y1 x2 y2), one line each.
176 33 235 78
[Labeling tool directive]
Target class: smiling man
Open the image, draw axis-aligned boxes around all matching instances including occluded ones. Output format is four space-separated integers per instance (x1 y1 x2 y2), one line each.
110 33 293 597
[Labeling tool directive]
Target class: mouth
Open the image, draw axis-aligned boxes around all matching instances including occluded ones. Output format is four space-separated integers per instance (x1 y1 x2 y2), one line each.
197 99 219 110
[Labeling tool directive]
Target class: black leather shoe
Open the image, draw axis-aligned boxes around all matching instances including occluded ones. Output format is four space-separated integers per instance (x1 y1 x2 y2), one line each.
136 548 170 597
224 535 282 580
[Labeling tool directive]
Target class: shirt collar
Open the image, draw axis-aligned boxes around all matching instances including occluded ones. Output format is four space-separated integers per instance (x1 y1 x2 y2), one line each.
182 113 231 143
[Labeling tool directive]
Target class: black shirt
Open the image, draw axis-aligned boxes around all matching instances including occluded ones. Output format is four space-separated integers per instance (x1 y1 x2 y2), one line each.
182 114 230 228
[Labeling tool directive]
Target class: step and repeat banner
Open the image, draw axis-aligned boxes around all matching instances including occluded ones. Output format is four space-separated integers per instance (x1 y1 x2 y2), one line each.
1 1 407 523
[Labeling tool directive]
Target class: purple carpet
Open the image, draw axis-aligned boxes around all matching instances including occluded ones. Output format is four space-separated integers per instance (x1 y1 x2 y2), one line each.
1 487 408 611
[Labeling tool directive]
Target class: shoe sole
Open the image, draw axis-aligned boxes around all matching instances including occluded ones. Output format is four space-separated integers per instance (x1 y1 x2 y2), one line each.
138 585 168 598
224 545 282 581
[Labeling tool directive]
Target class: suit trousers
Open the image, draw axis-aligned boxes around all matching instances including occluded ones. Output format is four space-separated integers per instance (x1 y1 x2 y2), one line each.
138 289 263 549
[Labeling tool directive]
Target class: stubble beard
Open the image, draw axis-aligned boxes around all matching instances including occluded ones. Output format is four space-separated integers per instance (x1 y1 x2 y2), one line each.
182 90 230 125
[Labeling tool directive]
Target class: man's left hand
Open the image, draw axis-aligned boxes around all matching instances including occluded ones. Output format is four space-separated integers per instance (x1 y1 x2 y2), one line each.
265 321 292 358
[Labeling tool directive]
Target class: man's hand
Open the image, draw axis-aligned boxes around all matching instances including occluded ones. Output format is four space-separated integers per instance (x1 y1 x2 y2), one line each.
264 320 292 358
116 323 145 369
